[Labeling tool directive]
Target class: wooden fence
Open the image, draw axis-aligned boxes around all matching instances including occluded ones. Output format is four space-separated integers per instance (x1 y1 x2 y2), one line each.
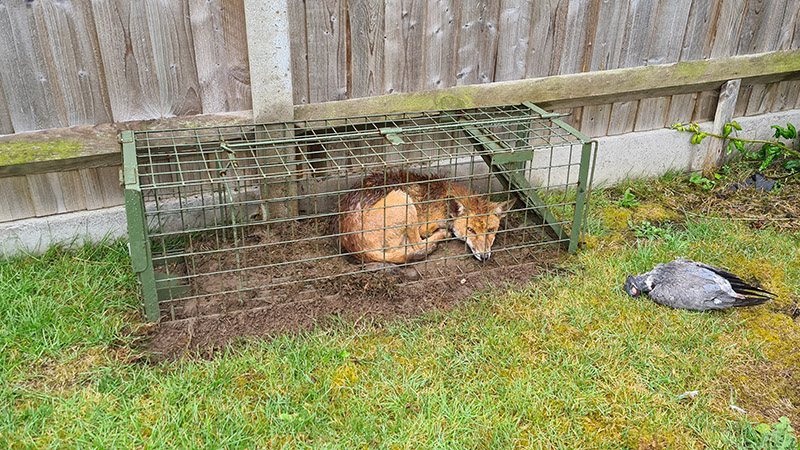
1 0 800 224
3 48 799 223
0 0 250 134
0 154 123 222
288 0 800 136
1 1 799 137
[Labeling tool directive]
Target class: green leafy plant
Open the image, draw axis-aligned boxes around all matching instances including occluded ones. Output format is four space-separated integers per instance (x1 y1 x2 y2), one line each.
689 172 720 190
671 121 800 171
614 188 640 208
743 417 798 450
629 220 674 240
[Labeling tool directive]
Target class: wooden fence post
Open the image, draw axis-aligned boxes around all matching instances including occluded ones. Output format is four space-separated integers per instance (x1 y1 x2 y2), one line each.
702 79 741 176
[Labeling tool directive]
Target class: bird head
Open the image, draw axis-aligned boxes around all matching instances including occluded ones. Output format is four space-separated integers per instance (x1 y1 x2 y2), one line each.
624 275 644 298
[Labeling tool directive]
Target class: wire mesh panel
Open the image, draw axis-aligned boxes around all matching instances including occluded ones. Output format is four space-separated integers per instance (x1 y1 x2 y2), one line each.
122 102 597 322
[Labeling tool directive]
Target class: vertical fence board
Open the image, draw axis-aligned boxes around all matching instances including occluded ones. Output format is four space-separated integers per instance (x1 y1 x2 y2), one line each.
770 7 800 112
585 0 625 73
383 0 425 94
41 0 112 127
347 0 385 98
288 0 309 104
693 90 719 123
58 169 87 212
27 172 63 216
0 74 13 135
693 0 745 122
188 0 225 112
0 176 35 222
551 0 590 125
555 0 591 76
709 0 745 58
608 0 657 135
79 167 105 210
220 0 251 111
91 0 161 121
744 83 778 116
667 91 699 125
145 0 201 117
0 1 66 132
665 93 697 127
424 0 459 90
96 165 123 207
189 0 251 113
634 0 692 131
736 0 785 56
739 0 789 116
579 103 611 138
770 80 800 112
735 84 754 115
580 0 627 137
525 0 559 78
692 96 722 126
456 0 500 86
494 0 531 82
667 0 717 125
306 0 348 102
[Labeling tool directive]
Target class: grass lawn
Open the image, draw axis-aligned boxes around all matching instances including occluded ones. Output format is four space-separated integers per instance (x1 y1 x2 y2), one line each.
1 168 798 449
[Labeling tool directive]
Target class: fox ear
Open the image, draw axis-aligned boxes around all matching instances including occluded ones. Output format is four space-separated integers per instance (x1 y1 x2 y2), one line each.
491 199 515 218
449 199 466 217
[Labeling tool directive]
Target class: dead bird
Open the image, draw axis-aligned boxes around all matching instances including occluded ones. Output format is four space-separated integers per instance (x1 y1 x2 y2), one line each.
624 258 774 311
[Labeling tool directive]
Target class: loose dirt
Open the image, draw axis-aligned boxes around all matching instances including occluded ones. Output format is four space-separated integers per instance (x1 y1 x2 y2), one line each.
144 214 565 360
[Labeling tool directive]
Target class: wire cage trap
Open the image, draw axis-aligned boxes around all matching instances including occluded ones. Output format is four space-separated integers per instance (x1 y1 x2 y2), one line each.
122 102 597 322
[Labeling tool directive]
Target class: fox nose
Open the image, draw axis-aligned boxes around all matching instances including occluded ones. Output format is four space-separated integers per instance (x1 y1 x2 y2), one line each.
474 252 491 262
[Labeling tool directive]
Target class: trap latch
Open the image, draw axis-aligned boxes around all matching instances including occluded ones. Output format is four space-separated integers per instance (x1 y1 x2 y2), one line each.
380 127 405 146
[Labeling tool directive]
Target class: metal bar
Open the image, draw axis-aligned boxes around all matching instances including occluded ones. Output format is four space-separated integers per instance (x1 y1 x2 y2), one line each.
125 189 160 322
524 101 591 143
569 141 597 253
120 131 138 189
460 123 569 245
122 131 161 321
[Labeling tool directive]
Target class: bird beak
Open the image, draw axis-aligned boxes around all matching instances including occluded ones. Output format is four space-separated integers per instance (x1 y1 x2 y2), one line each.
624 275 640 297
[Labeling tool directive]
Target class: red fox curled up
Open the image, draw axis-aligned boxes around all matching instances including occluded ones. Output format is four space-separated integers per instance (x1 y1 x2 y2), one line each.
337 171 514 264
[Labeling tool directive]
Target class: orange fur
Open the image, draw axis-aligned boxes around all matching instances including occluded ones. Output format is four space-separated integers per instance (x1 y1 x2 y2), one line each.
337 171 514 263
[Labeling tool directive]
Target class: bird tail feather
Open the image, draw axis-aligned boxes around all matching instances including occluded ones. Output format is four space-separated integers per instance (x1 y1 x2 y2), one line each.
698 262 776 299
733 296 771 308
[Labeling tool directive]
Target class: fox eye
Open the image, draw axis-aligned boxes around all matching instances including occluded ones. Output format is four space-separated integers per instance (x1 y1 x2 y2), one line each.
467 227 475 234
488 228 497 233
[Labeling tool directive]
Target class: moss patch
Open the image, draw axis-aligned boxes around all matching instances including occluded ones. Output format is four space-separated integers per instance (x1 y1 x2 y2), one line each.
0 139 83 166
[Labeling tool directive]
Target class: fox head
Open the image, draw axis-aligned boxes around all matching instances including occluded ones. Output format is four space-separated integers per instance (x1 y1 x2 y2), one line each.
449 198 515 262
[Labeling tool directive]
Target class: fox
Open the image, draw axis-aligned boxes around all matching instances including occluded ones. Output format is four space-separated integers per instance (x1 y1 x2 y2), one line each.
337 170 514 264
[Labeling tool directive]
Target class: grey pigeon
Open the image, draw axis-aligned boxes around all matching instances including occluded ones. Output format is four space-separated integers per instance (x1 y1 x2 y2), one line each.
624 259 774 311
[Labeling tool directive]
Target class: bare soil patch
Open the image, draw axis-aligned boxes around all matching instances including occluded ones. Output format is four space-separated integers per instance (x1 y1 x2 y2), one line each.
144 214 564 360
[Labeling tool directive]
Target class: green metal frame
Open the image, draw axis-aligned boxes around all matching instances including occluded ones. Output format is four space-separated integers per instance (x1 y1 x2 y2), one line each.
522 102 596 253
122 103 596 322
121 130 160 322
463 102 595 253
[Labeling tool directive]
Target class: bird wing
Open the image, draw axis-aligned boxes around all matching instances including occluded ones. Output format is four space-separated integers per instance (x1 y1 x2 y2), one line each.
648 263 771 311
647 273 739 311
689 261 775 300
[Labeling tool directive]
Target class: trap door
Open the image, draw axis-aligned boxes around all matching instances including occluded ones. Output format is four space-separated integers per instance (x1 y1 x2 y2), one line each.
445 102 595 253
